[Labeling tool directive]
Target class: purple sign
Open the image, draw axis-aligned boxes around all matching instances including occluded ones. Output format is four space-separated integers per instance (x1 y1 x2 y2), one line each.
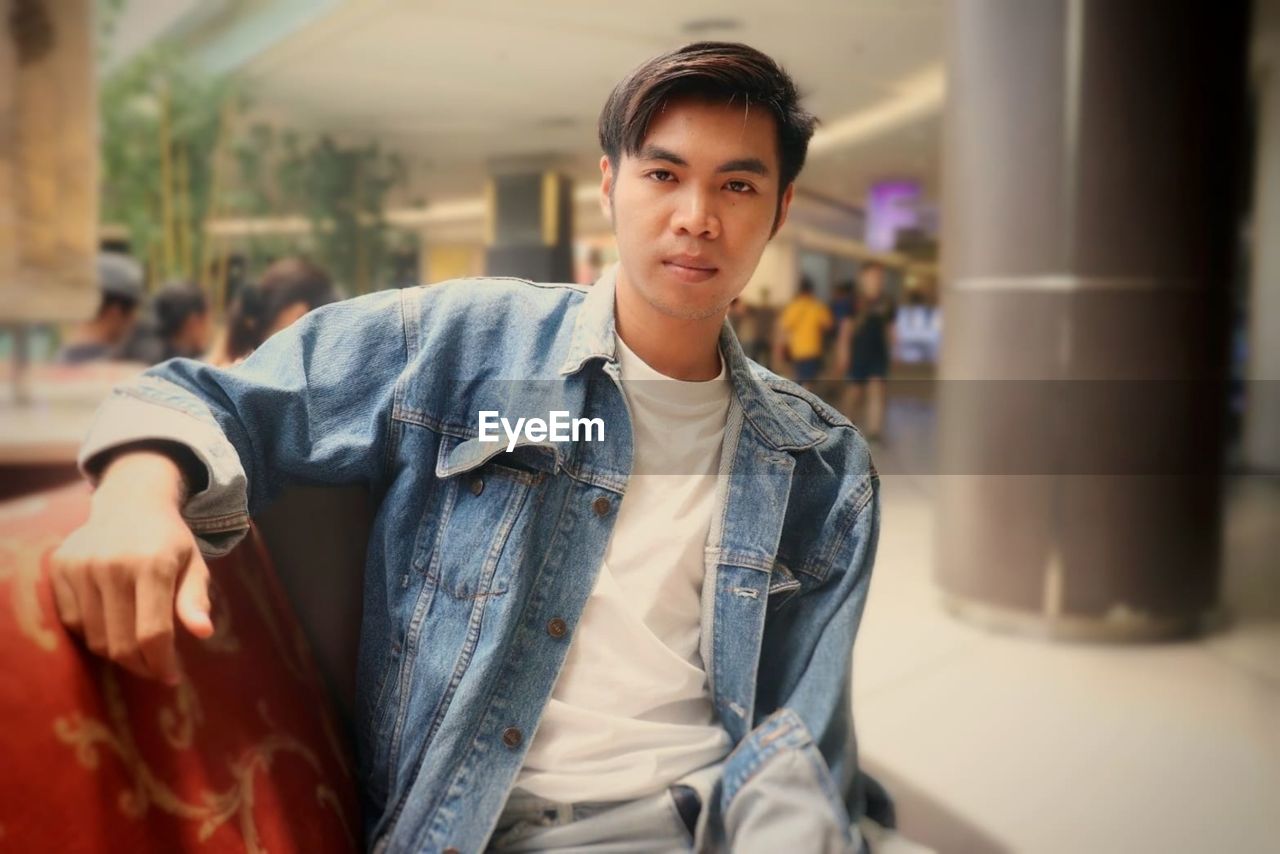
865 180 922 252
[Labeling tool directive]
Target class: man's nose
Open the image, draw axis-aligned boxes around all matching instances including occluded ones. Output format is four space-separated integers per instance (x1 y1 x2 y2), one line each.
671 187 720 240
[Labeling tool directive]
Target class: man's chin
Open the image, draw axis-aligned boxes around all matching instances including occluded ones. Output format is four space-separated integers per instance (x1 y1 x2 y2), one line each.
646 293 730 322
618 265 733 322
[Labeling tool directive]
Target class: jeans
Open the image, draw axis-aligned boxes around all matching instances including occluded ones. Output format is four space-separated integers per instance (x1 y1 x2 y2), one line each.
487 767 718 852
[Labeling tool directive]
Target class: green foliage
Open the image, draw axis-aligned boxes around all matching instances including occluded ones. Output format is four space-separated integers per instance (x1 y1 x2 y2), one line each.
98 2 412 296
99 42 240 285
96 0 128 66
231 128 408 294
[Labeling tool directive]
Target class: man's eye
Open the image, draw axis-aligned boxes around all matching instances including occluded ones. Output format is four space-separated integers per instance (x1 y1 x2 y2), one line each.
647 170 675 182
726 180 755 194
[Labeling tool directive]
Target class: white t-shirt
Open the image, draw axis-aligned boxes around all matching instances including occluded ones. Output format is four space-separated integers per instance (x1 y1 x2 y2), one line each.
513 334 733 803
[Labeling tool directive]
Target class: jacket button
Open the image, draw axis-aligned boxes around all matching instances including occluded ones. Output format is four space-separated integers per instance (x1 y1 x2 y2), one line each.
592 496 611 516
501 726 524 748
470 477 484 496
547 618 567 639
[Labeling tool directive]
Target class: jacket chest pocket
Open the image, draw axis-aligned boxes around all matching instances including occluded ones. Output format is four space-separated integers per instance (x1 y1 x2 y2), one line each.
417 433 559 601
766 562 804 612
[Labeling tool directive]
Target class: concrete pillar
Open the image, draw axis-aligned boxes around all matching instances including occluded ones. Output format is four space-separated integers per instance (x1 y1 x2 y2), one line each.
483 160 574 283
0 0 98 322
937 0 1247 640
1244 0 1280 471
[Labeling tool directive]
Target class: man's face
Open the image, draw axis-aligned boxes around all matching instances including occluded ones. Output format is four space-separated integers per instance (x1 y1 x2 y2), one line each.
102 303 138 343
600 97 794 322
179 311 212 353
861 268 884 301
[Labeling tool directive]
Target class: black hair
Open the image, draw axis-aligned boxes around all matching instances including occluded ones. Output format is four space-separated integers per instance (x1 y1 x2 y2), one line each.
96 293 139 319
226 257 337 360
598 42 818 225
152 281 208 340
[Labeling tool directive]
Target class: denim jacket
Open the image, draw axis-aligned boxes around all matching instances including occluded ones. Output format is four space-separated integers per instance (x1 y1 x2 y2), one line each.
80 267 887 853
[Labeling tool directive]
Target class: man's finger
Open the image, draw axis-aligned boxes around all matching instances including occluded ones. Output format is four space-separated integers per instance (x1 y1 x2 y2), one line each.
113 648 153 680
99 566 146 678
137 566 180 685
74 572 108 656
50 568 83 634
174 549 213 639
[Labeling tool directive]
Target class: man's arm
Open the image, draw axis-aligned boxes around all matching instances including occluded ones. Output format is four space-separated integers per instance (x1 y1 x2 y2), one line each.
53 287 414 683
754 466 881 819
886 303 899 362
779 302 797 333
835 316 854 376
52 449 212 684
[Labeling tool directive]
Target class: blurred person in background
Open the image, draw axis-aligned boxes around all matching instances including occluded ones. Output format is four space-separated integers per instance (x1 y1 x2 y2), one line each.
576 245 607 285
117 281 211 366
828 279 856 351
727 296 767 363
838 262 896 441
210 256 338 365
55 252 144 365
779 275 833 388
893 284 942 365
51 43 905 853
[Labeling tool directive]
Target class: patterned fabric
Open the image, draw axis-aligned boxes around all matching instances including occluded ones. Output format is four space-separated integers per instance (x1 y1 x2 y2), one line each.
0 482 359 852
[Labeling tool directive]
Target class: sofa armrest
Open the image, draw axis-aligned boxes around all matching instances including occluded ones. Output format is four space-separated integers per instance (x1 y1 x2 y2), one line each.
0 482 361 852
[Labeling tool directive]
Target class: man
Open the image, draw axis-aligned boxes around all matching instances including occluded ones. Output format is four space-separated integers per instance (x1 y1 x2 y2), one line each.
779 276 834 388
52 42 893 852
837 263 896 441
828 280 857 349
55 251 144 364
117 280 212 365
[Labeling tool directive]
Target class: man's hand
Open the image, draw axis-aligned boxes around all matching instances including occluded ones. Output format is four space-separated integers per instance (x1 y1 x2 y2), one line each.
50 451 213 685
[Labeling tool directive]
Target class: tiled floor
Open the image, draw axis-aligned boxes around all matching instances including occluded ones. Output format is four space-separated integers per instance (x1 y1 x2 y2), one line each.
851 401 1280 854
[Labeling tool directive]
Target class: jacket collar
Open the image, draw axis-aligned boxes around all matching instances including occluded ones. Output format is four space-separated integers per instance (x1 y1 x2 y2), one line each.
559 264 825 453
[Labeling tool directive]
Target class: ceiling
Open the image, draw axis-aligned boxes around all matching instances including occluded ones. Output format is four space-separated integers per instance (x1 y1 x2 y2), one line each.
114 0 945 219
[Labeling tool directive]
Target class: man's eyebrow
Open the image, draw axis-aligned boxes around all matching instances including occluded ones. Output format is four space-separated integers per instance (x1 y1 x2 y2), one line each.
637 145 688 166
716 157 770 177
635 146 771 177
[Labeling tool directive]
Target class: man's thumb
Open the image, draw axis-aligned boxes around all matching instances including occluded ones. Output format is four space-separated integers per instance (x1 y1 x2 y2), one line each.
175 550 214 638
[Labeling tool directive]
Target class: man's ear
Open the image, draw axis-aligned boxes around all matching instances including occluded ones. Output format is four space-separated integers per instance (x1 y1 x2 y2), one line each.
771 182 797 238
599 155 614 221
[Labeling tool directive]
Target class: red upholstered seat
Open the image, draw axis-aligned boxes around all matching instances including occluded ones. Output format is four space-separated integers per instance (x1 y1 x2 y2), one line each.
0 482 360 852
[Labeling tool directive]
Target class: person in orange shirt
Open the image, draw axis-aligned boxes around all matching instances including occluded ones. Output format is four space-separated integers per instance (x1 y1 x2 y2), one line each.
779 276 833 388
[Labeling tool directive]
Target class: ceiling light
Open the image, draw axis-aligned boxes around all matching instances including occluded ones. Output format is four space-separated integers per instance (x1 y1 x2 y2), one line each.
681 18 742 35
809 64 946 156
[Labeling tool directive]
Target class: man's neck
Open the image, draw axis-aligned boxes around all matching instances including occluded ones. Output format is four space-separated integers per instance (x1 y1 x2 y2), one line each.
614 270 724 381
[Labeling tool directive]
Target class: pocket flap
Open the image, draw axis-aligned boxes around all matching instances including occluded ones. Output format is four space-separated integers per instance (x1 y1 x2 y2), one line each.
435 434 561 479
767 562 803 610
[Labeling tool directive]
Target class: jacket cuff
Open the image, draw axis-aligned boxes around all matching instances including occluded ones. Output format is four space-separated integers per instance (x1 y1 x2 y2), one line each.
79 380 251 558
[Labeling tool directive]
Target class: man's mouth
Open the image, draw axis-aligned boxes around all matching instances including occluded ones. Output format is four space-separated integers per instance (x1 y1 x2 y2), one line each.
662 257 719 283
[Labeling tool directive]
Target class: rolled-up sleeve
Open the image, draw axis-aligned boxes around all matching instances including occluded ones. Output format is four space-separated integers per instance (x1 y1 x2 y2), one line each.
79 287 414 557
